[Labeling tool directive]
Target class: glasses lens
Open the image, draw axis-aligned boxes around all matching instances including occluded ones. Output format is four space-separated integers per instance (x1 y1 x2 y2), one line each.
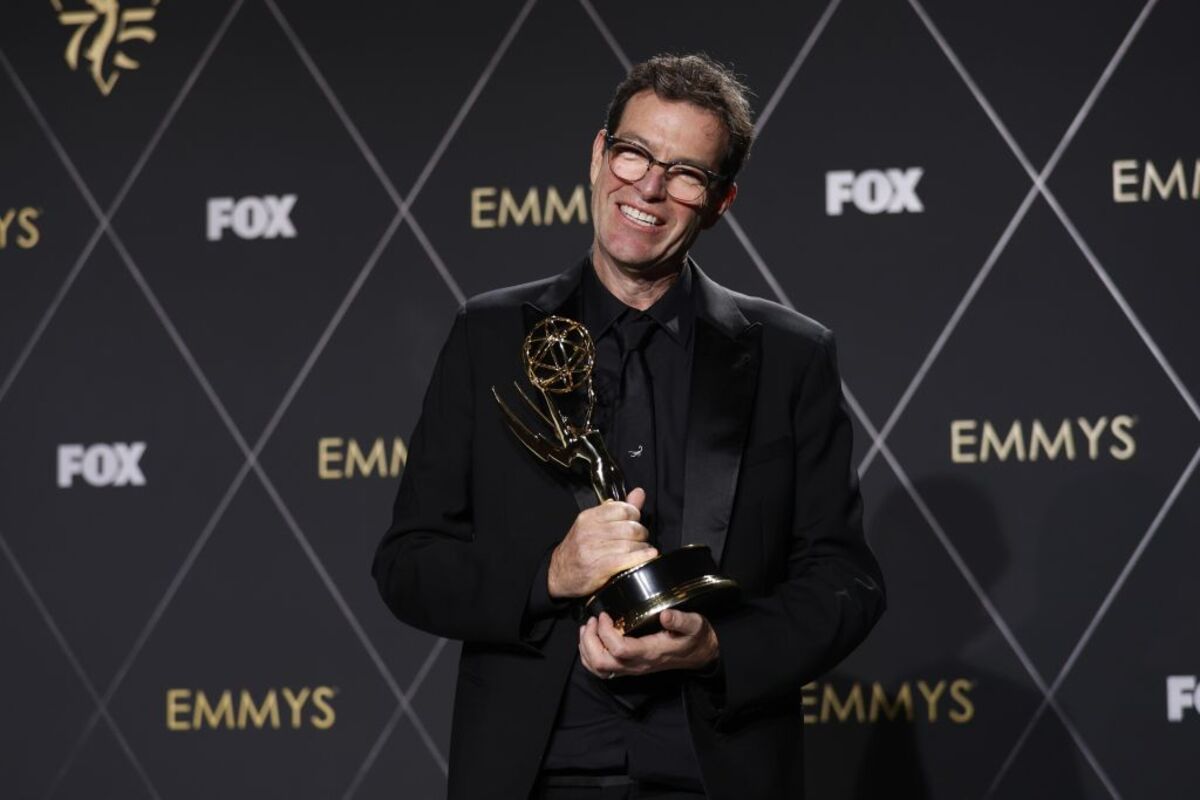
665 167 708 203
609 143 650 182
607 139 711 203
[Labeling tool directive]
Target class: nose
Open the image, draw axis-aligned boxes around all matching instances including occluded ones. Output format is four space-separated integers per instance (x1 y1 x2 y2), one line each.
634 163 669 200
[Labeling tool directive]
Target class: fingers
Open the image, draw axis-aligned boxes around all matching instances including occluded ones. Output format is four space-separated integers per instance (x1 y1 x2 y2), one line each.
580 613 710 678
594 499 641 522
626 487 646 511
595 612 630 658
579 616 623 677
591 538 656 557
606 546 659 574
558 492 654 599
579 548 657 594
659 609 704 636
581 515 649 543
614 520 650 543
589 613 650 670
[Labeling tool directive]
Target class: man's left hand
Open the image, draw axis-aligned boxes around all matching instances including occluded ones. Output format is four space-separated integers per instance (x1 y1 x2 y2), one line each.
579 609 719 678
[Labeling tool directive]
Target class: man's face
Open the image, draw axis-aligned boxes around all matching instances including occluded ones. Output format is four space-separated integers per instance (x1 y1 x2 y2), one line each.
588 90 737 279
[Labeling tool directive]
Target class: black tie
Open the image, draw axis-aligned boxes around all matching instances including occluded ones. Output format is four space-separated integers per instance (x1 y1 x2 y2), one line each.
613 313 658 541
605 313 668 708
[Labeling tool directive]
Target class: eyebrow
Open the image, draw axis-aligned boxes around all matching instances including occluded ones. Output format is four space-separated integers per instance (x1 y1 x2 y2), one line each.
615 131 715 173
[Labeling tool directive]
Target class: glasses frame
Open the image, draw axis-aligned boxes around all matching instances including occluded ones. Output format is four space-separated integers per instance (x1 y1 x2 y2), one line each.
603 132 728 203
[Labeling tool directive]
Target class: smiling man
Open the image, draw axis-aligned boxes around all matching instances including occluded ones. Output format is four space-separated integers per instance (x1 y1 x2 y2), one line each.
373 54 885 800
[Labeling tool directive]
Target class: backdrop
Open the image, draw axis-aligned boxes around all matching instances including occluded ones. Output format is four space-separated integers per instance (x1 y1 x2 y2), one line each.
2 1 1198 798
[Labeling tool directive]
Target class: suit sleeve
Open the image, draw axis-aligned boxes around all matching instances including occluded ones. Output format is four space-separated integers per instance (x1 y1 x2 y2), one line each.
705 330 885 722
371 306 558 648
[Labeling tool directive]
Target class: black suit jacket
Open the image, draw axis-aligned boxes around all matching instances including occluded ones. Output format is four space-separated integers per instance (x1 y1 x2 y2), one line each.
373 259 885 799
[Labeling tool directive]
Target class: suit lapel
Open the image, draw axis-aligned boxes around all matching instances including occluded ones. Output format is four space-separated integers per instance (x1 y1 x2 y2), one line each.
525 258 584 325
682 265 762 565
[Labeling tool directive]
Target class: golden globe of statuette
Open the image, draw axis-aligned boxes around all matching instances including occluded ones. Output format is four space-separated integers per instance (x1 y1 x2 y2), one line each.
522 316 596 395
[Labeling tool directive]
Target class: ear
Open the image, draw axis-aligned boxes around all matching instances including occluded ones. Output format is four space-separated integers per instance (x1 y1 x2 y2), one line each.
700 181 737 230
589 130 607 187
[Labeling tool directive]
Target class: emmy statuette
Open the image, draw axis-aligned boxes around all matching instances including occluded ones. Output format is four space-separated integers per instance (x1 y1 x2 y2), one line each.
493 315 739 635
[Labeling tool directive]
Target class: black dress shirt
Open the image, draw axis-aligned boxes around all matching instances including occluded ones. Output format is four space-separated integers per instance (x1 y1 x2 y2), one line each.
526 259 703 790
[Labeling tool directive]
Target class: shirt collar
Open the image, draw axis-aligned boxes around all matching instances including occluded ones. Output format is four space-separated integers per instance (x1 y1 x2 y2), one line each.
582 258 628 340
582 257 695 347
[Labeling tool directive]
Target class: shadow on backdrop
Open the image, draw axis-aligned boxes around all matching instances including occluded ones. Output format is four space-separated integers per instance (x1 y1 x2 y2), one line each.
804 475 1090 799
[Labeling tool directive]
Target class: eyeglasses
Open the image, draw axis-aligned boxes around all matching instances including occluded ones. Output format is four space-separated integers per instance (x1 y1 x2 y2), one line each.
603 132 726 204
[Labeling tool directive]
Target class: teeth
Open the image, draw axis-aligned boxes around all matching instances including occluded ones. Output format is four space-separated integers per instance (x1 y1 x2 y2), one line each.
620 204 659 225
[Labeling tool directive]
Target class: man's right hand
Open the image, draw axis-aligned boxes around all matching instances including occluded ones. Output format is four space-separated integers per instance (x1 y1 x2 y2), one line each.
547 487 657 599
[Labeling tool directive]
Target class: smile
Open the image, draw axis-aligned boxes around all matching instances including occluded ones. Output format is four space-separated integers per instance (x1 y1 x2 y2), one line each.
618 203 662 227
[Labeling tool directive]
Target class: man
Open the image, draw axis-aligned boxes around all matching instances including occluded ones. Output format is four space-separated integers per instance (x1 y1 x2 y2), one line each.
373 53 885 799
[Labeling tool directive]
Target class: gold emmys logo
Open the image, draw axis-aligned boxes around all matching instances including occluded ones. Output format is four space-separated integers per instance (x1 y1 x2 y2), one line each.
802 678 975 725
51 0 161 96
470 185 589 229
318 436 408 480
166 686 337 731
1113 159 1200 203
0 207 41 249
950 415 1136 464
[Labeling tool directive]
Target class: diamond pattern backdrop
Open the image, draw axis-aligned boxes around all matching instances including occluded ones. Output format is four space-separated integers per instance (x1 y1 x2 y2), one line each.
2 1 1197 798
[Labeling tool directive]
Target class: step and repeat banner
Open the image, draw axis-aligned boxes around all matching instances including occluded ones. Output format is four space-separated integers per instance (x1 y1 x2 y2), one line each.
2 0 1197 798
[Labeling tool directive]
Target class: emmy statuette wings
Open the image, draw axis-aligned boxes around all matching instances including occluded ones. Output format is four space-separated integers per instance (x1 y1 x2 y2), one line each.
491 315 626 503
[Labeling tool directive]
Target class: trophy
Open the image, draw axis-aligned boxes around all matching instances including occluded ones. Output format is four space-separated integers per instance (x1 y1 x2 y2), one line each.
492 315 739 635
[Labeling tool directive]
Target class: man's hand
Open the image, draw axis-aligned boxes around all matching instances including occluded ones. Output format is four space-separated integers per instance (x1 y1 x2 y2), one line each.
579 609 720 678
548 488 658 599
